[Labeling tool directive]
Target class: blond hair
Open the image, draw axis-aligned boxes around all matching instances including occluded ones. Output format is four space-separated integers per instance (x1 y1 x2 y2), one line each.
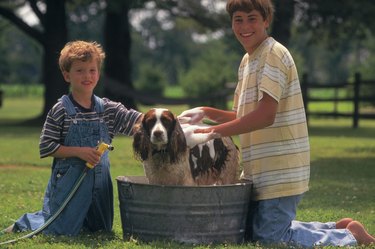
226 0 274 24
58 40 105 72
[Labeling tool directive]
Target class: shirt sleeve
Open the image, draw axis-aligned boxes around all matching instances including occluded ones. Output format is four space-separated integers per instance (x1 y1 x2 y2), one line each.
39 102 65 158
104 98 142 136
258 46 289 103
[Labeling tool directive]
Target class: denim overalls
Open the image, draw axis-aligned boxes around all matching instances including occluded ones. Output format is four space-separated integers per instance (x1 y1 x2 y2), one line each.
15 95 113 235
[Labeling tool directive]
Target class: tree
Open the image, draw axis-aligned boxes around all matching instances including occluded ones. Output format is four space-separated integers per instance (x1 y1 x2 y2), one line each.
0 0 68 122
0 0 300 117
0 0 141 117
103 1 136 109
296 0 375 46
179 39 237 108
2 0 374 119
271 0 294 46
292 0 375 83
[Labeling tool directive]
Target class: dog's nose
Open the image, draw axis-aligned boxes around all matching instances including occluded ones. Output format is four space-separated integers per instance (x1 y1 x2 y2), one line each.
153 130 163 139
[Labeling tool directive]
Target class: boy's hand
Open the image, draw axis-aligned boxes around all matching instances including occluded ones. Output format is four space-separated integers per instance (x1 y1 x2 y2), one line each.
78 147 101 167
178 107 205 124
182 124 220 148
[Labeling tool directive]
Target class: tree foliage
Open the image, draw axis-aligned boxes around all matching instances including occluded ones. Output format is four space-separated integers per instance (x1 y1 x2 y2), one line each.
296 0 375 47
0 0 68 121
1 0 375 120
0 20 41 84
179 40 237 97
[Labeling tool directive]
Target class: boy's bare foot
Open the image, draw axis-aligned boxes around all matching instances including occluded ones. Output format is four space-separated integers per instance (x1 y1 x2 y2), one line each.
3 224 14 233
347 221 375 245
336 218 353 229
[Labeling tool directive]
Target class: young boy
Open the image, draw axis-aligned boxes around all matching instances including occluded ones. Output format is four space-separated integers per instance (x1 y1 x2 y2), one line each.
6 40 142 235
178 0 375 247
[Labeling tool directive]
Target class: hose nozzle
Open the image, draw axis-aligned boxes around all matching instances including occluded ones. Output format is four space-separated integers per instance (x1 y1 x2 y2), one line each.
86 142 114 168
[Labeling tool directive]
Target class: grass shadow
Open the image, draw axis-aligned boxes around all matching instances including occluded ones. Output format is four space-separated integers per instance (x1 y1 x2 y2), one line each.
0 116 44 128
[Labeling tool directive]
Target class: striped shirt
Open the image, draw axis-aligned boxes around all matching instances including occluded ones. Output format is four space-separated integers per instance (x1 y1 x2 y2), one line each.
39 95 142 158
233 37 310 201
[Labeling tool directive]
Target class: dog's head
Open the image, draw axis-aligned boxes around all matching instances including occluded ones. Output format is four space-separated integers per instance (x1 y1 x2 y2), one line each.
133 108 187 162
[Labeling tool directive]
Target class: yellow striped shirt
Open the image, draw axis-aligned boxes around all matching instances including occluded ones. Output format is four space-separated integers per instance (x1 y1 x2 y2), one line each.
233 37 310 201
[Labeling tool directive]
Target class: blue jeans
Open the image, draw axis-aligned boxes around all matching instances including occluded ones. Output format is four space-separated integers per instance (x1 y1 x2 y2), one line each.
246 194 357 247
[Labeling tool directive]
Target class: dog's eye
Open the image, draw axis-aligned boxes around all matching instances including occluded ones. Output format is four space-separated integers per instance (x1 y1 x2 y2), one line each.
160 116 174 129
143 117 156 131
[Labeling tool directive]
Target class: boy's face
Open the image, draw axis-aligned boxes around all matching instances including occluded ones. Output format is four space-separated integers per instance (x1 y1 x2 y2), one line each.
232 10 269 54
62 59 100 95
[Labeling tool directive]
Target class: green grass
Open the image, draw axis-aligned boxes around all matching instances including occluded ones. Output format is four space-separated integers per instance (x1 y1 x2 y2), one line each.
0 84 43 98
0 96 375 248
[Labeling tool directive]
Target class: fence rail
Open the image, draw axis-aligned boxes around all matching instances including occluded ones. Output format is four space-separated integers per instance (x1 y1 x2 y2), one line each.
301 73 375 128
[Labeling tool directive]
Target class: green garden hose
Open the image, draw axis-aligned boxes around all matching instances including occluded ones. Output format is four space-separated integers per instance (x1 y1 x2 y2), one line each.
0 167 88 246
0 142 113 246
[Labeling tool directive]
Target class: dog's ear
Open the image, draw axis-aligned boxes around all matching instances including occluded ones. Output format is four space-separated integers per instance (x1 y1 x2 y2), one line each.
167 118 187 163
132 122 149 161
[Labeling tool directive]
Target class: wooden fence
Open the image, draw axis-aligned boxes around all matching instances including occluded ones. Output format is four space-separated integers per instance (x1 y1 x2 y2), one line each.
1 74 373 129
301 73 375 128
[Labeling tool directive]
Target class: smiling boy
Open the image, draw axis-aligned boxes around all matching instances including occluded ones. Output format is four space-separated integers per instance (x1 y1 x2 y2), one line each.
178 0 374 247
6 40 142 235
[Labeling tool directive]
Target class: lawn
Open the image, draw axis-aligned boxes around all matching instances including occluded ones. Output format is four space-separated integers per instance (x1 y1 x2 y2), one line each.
0 94 374 248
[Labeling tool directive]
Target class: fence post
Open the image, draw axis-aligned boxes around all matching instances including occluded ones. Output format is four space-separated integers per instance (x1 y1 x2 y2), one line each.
301 73 309 124
353 73 361 128
333 88 338 119
0 89 3 108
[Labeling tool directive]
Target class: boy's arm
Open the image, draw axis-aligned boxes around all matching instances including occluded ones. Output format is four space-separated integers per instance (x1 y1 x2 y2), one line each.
194 93 278 137
51 145 101 167
178 107 236 124
104 98 143 136
39 101 101 167
200 107 237 123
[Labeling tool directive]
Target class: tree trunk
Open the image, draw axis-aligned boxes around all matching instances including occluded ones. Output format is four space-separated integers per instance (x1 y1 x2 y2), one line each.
271 0 295 46
103 1 136 110
40 0 69 120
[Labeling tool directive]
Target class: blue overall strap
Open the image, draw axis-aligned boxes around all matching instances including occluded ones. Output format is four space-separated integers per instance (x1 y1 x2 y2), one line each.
60 95 77 116
93 95 104 114
61 95 104 115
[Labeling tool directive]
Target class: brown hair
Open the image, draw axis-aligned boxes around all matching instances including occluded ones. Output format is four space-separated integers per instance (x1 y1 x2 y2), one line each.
58 40 105 72
226 0 274 24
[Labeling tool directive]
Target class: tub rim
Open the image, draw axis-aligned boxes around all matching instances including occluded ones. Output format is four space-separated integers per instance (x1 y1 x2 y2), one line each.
116 175 252 189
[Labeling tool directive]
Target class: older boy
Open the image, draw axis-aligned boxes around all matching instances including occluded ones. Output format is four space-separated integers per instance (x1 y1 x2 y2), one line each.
178 0 374 247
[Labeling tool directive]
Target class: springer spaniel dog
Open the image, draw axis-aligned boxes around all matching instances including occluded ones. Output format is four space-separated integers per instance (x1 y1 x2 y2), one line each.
132 108 239 186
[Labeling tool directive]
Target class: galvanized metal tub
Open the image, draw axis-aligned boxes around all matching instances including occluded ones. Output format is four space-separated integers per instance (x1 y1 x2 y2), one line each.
116 176 252 244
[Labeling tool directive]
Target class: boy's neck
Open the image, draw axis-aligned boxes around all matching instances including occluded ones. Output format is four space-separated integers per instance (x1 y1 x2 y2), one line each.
246 36 269 55
71 92 93 109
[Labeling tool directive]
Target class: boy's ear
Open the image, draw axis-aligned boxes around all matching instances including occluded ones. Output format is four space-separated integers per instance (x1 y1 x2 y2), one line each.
62 71 70 82
264 19 270 29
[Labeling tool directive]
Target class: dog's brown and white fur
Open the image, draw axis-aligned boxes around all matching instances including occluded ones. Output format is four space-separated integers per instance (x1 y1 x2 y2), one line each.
133 108 239 186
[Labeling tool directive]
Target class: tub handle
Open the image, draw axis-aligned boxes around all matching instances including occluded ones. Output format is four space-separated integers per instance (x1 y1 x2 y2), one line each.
122 182 134 199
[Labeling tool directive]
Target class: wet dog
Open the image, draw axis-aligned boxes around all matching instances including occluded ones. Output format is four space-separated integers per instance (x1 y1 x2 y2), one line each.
132 108 239 186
